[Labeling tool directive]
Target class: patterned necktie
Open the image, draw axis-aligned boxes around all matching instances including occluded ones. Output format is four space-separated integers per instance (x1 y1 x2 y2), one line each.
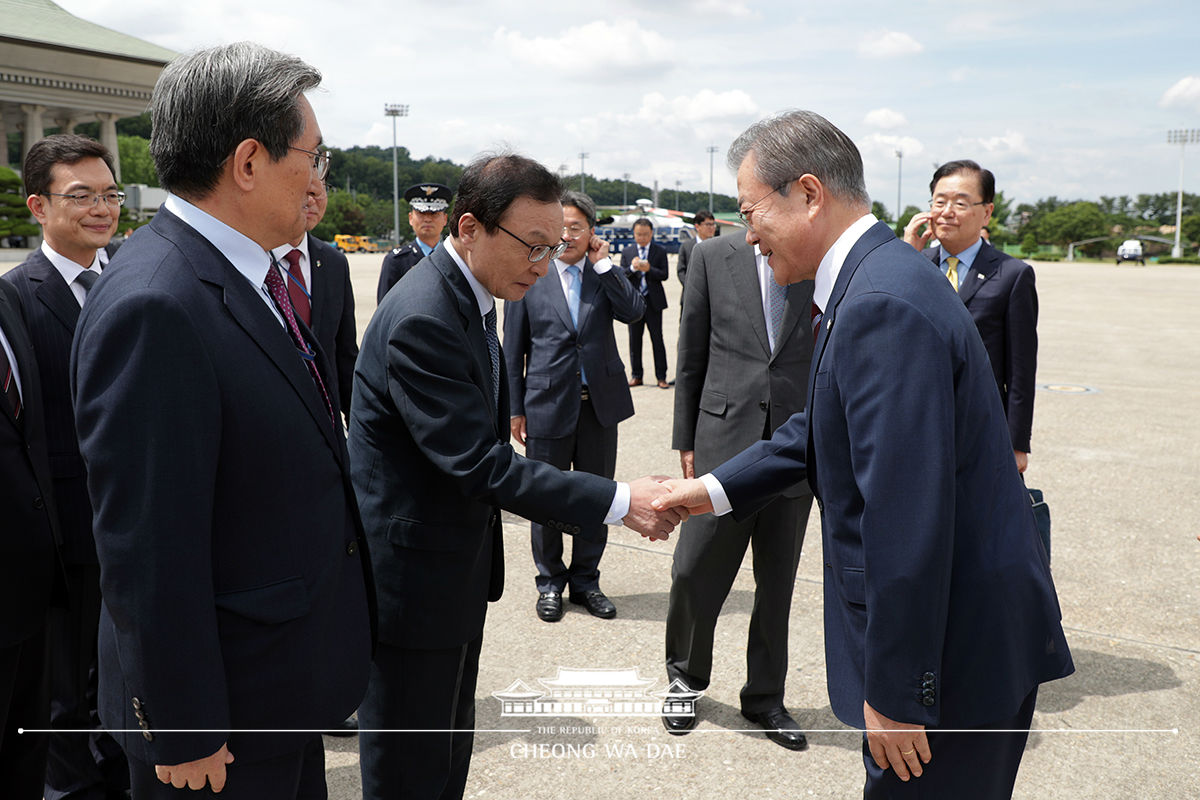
945 256 960 291
0 340 20 425
484 305 500 410
75 268 100 296
637 248 649 294
768 277 787 350
283 249 311 327
566 265 587 385
811 302 823 346
263 259 336 430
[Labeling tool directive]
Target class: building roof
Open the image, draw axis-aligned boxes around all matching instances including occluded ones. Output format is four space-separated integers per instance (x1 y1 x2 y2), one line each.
538 667 657 688
0 0 175 65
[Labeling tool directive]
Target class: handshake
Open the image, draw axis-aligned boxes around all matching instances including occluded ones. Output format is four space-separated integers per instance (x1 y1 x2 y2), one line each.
621 476 716 541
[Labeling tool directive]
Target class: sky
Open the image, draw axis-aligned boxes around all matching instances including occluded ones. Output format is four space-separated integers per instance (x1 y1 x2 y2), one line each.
54 0 1200 215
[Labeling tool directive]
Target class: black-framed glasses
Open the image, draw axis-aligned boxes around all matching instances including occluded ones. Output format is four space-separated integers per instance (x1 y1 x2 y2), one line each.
737 182 792 229
289 146 331 181
930 197 988 213
44 191 125 209
497 224 569 263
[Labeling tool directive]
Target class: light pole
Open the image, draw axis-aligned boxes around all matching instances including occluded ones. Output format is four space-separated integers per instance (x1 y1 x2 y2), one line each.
675 180 681 210
384 103 409 245
623 172 630 206
1167 129 1199 257
707 145 719 212
895 149 903 224
579 152 589 193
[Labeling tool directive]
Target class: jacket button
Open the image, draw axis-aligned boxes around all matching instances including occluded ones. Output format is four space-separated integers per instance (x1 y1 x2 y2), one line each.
33 496 44 509
923 672 935 682
143 730 154 741
346 541 358 556
132 697 143 711
922 697 935 707
759 400 768 411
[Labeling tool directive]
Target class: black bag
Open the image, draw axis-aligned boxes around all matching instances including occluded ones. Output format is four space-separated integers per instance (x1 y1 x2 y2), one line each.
1027 487 1051 563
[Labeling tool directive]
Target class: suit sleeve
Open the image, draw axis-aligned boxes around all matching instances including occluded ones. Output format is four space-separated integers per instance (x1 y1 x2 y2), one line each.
1004 264 1037 453
711 410 809 520
386 310 615 525
672 242 712 450
71 289 229 765
647 246 669 283
501 298 531 418
335 254 359 421
595 264 644 324
677 241 690 287
836 292 956 727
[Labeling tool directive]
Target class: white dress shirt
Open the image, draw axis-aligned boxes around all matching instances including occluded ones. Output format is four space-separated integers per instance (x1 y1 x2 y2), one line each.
40 241 101 307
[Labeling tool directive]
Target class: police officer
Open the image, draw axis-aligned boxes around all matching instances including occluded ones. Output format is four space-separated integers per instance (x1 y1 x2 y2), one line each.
376 182 453 303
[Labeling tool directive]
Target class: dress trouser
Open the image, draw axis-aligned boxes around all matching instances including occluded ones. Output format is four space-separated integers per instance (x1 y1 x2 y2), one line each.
526 396 617 594
862 688 1038 799
0 628 50 799
628 305 667 381
359 634 484 800
127 735 325 799
665 491 811 712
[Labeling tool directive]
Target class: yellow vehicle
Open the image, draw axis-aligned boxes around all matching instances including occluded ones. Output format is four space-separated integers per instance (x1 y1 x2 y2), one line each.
334 234 363 253
357 236 386 253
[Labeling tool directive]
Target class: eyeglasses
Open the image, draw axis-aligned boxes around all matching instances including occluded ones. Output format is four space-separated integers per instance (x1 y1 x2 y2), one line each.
562 224 589 241
930 197 988 213
289 146 331 181
497 224 569 263
44 191 125 209
737 182 792 229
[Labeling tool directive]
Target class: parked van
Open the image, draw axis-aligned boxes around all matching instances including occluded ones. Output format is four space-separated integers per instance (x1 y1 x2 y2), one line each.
1116 239 1145 265
334 234 363 253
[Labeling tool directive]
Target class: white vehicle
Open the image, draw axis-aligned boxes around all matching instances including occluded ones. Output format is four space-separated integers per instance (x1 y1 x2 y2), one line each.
1116 239 1145 265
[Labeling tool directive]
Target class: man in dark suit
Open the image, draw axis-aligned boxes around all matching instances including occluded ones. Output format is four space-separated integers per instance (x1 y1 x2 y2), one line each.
655 110 1072 798
349 153 682 800
271 179 358 425
620 217 670 388
503 190 645 622
376 182 453 303
0 277 66 799
902 160 1038 471
664 234 815 749
676 209 716 292
70 43 373 797
3 133 129 800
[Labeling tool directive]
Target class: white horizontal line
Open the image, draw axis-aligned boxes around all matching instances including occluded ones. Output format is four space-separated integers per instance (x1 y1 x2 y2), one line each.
19 728 1179 735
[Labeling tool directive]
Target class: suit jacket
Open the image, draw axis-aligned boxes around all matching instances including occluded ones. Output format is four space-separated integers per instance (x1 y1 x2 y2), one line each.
503 257 644 438
673 236 814 499
677 236 696 289
306 234 358 421
376 240 425 304
926 242 1037 452
713 221 1072 730
620 242 669 311
3 249 96 564
0 278 64 647
70 208 374 767
349 242 616 650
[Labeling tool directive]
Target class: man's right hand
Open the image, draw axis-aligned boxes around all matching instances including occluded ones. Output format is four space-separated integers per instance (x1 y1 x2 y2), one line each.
679 450 695 479
902 211 935 251
651 478 715 516
623 476 687 540
510 415 527 446
156 744 235 792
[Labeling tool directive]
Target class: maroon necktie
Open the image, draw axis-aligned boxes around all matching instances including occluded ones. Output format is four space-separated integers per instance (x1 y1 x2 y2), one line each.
0 342 20 425
263 260 335 430
283 249 311 327
811 302 823 345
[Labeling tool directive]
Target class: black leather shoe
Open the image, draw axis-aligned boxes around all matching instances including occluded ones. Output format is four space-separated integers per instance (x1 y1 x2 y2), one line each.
662 710 698 735
324 716 358 737
536 591 564 622
742 707 808 751
568 589 616 619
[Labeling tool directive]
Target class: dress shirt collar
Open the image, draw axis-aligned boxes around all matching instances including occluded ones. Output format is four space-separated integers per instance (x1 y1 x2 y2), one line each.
940 236 984 270
164 194 279 289
445 237 495 317
554 254 587 277
41 239 100 287
270 237 310 269
416 238 436 257
812 213 878 313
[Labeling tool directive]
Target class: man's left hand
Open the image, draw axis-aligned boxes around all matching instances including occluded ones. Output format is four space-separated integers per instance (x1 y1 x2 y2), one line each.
863 700 930 782
1014 450 1029 473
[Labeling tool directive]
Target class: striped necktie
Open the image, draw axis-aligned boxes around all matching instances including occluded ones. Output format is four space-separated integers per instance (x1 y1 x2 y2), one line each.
263 258 336 429
484 306 500 410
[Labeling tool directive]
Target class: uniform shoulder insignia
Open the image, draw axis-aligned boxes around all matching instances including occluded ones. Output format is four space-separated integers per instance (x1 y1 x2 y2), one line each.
392 248 403 255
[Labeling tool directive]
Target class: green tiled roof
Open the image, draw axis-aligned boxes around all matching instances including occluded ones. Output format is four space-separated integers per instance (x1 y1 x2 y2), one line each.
0 0 175 64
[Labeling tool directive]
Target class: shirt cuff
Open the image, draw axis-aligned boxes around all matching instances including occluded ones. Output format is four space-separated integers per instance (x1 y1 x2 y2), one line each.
592 256 613 274
605 481 630 525
700 473 733 516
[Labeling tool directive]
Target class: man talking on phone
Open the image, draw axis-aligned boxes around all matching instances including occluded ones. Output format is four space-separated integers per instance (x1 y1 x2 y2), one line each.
503 190 645 622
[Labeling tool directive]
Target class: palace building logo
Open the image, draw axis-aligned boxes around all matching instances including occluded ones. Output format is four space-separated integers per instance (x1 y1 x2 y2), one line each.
492 667 703 718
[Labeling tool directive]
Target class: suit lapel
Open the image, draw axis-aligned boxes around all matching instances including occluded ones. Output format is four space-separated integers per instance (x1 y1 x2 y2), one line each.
0 286 43 438
575 259 601 332
958 242 997 305
728 241 772 359
306 234 332 338
27 252 82 335
548 262 576 332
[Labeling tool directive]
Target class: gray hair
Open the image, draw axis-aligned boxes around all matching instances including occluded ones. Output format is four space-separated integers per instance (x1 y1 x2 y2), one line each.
727 110 869 207
150 42 321 198
560 190 597 229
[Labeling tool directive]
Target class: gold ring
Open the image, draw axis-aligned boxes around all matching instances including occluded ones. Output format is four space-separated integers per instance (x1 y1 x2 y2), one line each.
900 748 915 756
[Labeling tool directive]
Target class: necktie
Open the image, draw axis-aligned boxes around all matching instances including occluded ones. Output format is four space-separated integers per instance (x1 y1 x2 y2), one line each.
263 259 336 429
637 248 649 295
75 268 99 295
945 256 960 291
811 302 823 346
768 277 787 350
566 265 587 385
283 249 311 327
0 340 20 425
484 306 500 410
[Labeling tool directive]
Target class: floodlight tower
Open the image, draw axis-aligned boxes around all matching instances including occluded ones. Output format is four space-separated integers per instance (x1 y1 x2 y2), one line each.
707 145 719 212
384 103 409 245
1167 129 1199 257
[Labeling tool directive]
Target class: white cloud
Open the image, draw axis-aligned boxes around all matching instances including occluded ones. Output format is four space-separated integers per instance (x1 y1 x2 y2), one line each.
494 20 674 75
863 108 907 129
958 131 1030 157
1160 76 1200 111
857 30 923 58
692 0 761 19
859 133 925 160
